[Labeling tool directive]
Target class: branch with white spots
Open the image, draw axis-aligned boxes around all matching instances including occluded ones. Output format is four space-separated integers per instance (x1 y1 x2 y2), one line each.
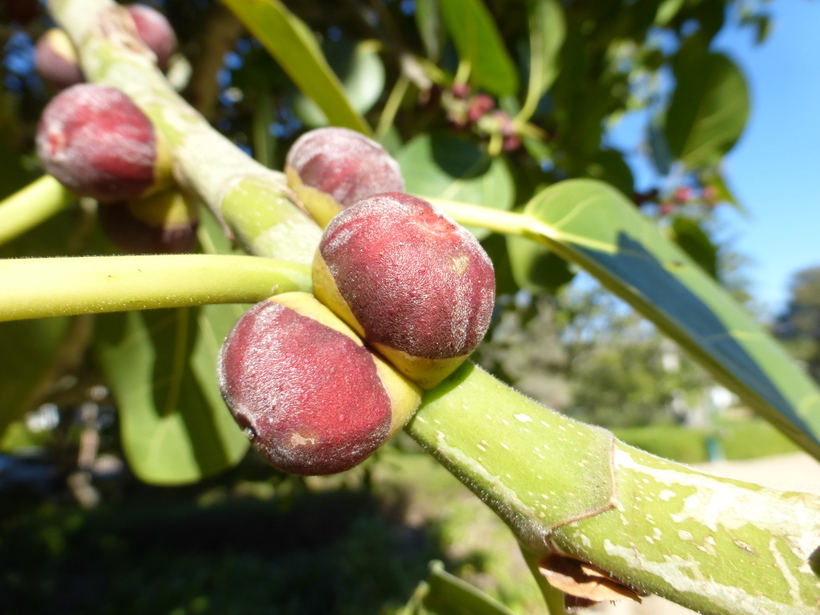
408 365 820 614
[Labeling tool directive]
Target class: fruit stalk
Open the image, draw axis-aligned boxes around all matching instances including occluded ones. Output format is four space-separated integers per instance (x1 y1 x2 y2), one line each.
0 176 76 246
0 254 311 322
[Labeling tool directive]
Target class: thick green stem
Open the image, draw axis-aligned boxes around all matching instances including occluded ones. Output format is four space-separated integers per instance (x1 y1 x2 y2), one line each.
424 197 530 237
409 364 820 614
0 176 76 246
0 255 311 321
48 0 321 265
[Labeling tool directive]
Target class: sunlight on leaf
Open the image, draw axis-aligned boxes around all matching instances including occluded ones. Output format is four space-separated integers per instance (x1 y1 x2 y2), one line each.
222 0 370 134
439 0 519 95
665 52 749 169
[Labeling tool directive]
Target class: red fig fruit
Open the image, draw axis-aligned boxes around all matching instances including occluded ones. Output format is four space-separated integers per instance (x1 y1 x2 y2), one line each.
218 293 421 476
285 127 405 227
37 84 172 203
313 193 495 388
35 29 84 91
126 4 177 72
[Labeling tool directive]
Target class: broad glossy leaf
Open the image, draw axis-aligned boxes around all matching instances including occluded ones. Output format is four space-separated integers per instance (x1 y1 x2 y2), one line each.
439 0 519 96
397 133 514 240
480 233 519 297
668 216 718 279
665 52 749 169
583 149 634 196
507 235 574 294
294 40 385 127
414 561 516 615
520 0 565 119
95 305 249 485
520 180 820 458
222 0 370 134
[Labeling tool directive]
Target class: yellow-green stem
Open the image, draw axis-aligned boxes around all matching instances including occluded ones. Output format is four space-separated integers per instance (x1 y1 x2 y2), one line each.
0 176 76 246
0 254 311 321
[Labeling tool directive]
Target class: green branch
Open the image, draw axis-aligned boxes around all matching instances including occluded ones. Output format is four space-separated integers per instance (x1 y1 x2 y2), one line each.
0 176 76 246
48 0 321 265
412 365 820 614
0 254 311 321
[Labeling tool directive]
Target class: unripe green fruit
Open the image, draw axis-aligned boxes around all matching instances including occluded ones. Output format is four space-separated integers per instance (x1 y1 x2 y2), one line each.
35 29 84 91
98 189 199 255
218 293 421 476
313 193 496 389
37 84 172 203
285 127 405 227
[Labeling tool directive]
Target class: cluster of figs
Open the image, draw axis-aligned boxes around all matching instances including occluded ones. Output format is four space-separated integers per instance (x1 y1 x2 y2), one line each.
34 5 496 476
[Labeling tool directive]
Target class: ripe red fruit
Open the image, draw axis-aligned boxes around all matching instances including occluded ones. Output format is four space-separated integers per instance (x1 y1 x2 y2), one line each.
218 293 421 476
673 186 692 204
285 127 405 226
126 4 177 72
467 94 495 123
98 189 199 255
450 83 471 99
313 193 496 388
35 29 84 91
37 84 171 202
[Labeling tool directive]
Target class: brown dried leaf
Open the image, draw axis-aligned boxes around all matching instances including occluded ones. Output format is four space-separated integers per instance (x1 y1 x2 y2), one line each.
537 553 646 611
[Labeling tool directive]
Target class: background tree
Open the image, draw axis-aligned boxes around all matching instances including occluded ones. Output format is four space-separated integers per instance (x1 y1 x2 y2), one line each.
775 265 820 383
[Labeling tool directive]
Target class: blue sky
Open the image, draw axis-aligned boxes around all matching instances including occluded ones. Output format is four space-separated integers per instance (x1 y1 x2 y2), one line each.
712 1 820 317
607 2 819 319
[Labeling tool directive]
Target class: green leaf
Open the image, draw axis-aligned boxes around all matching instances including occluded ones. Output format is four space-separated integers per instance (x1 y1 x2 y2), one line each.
294 40 385 127
583 148 634 196
507 235 575 294
699 166 744 212
519 0 565 121
415 0 446 61
480 233 520 297
0 317 69 438
95 305 249 485
411 561 517 615
397 133 515 240
221 0 370 134
647 116 673 176
439 0 520 95
668 216 718 279
520 179 820 458
654 0 685 26
0 208 73 438
665 52 749 169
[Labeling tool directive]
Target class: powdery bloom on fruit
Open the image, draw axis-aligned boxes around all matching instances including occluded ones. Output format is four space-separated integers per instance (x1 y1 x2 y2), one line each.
318 192 495 360
286 127 405 208
36 84 159 202
218 300 393 475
